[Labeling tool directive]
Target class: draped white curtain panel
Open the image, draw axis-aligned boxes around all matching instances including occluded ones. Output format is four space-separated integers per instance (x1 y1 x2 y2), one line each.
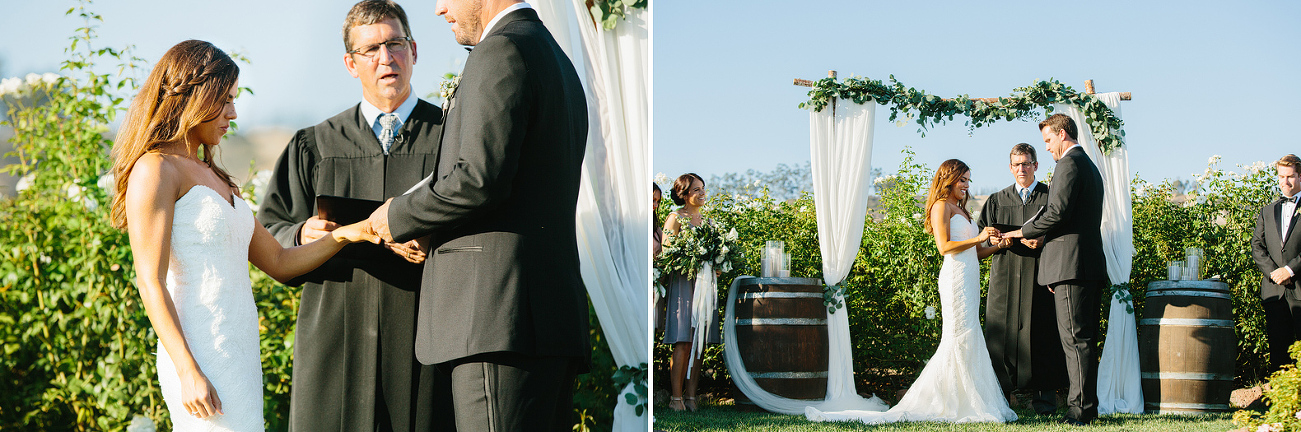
534 2 651 430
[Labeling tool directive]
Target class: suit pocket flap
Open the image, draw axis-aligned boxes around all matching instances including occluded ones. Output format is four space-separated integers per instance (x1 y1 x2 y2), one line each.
436 246 484 254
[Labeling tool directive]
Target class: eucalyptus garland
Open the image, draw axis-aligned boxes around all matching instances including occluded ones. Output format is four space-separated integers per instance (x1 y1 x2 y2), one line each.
589 0 648 30
611 362 649 416
799 76 1127 154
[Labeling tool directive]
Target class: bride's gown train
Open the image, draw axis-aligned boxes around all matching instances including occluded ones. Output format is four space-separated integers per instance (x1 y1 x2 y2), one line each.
157 185 264 431
806 214 1017 424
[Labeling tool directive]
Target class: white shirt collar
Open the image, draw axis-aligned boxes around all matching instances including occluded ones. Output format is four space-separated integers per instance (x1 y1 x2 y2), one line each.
1017 181 1039 195
479 2 532 43
1062 143 1083 157
359 91 419 135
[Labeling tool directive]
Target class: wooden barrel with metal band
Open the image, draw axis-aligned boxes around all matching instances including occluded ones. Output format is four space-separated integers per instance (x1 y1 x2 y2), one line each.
732 277 828 407
1138 280 1235 413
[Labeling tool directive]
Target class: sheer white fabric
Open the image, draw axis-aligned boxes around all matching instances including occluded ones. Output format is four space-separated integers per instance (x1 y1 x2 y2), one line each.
807 216 1016 424
808 100 888 413
159 186 263 432
721 99 889 415
534 2 650 430
689 262 716 370
1052 94 1143 414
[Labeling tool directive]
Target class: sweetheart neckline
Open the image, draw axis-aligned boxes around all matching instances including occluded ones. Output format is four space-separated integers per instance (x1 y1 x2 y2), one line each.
178 184 242 209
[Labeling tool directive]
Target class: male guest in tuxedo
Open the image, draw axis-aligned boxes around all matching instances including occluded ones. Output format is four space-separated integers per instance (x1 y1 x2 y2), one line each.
365 0 590 430
257 1 452 430
978 143 1067 414
1252 154 1301 372
1004 114 1106 425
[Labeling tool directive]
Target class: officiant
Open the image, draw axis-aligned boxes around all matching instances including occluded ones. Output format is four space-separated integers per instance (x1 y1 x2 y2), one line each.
256 1 452 430
977 143 1067 414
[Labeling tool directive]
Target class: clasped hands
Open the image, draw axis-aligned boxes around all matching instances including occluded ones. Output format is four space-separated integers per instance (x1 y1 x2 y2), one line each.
300 198 428 264
983 228 1041 250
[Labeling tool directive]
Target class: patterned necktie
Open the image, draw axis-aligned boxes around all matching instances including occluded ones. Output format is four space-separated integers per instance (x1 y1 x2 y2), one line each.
1020 187 1030 203
378 113 398 155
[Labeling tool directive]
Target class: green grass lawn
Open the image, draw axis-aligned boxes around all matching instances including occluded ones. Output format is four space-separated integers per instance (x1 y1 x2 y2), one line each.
653 405 1236 431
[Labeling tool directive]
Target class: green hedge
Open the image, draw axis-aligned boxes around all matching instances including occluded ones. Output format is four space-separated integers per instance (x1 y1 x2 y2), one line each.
655 151 1278 397
0 4 618 430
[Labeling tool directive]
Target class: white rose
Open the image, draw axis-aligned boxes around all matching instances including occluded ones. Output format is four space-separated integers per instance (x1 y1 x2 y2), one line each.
127 415 157 432
0 77 21 95
1207 155 1221 165
654 172 670 186
726 228 738 241
924 305 936 320
24 73 41 87
41 72 59 85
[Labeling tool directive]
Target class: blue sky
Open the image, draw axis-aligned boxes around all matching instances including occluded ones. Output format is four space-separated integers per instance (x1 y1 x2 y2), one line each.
0 0 471 129
653 0 1301 191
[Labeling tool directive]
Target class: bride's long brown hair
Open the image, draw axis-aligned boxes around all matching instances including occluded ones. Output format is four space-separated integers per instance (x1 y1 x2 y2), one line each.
109 40 239 229
923 159 971 234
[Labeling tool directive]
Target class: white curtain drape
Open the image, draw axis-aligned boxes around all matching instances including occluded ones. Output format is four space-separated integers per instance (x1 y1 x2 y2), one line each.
1052 94 1143 414
534 2 650 431
722 99 888 415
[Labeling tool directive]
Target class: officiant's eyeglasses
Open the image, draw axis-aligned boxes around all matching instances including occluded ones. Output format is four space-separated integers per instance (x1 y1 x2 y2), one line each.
1011 162 1037 168
349 37 413 59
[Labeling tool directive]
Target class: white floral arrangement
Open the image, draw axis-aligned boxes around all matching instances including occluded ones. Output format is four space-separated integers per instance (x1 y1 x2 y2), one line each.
437 73 460 102
657 219 742 278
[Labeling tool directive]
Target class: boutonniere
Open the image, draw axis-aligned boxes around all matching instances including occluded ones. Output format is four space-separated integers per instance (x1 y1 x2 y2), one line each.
438 72 461 111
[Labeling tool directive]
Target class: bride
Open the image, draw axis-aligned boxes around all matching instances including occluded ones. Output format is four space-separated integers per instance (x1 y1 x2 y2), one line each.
807 159 1017 424
109 40 374 431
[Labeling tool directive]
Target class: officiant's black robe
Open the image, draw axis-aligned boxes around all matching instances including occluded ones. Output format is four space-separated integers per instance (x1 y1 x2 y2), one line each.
257 100 450 432
978 183 1068 393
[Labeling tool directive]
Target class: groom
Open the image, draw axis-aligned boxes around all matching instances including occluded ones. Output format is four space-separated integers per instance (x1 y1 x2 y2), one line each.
1003 114 1106 425
365 0 590 429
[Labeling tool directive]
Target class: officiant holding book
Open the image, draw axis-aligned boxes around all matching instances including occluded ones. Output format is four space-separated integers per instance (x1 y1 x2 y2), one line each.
257 1 452 430
977 143 1066 414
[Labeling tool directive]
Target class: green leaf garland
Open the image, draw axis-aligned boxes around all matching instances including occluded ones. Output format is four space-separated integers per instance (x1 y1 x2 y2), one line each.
799 75 1127 154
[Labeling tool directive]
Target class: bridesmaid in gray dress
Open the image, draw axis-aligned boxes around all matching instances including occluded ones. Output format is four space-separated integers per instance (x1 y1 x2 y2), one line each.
662 173 721 412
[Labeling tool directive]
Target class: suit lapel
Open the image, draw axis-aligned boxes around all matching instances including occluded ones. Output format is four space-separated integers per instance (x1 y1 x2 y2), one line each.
1284 203 1301 245
1269 201 1285 248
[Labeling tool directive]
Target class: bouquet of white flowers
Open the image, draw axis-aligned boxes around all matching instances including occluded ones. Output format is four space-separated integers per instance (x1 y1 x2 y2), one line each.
656 219 742 278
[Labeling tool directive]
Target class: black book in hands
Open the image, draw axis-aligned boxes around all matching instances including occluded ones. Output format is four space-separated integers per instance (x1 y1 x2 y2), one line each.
315 194 383 226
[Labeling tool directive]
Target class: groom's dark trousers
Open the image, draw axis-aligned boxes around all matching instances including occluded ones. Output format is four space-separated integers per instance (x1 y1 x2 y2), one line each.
1021 145 1106 423
1050 280 1101 421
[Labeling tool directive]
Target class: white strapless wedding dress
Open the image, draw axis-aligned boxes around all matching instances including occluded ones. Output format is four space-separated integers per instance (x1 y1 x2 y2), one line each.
807 214 1017 424
156 185 264 431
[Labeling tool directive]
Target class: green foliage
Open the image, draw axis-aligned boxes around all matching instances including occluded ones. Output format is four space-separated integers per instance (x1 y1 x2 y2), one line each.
1234 342 1301 432
1130 156 1277 383
573 301 620 431
611 362 649 416
657 150 1279 401
658 218 743 278
2 4 621 430
799 75 1127 154
588 0 649 30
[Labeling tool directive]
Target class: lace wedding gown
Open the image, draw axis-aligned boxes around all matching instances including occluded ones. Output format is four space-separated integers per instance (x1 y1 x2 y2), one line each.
806 214 1017 424
156 185 264 431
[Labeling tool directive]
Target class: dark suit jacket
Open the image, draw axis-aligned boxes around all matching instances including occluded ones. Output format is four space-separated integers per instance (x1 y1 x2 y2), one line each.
1020 146 1107 286
387 8 590 367
1252 198 1301 302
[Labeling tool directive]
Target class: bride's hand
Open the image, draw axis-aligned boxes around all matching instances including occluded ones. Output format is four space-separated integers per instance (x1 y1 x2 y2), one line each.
977 227 999 243
180 368 223 419
330 220 379 244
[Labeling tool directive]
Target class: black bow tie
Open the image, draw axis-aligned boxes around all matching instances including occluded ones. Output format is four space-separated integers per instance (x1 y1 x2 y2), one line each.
1282 196 1298 204
465 47 473 52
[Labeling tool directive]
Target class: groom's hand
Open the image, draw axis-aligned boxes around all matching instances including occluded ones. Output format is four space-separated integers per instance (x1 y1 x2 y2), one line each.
1271 267 1292 285
1020 238 1042 249
1003 229 1024 239
385 240 426 264
366 198 395 244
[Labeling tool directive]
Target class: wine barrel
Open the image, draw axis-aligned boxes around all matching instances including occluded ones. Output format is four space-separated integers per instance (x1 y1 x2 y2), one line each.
1139 280 1235 413
732 277 828 408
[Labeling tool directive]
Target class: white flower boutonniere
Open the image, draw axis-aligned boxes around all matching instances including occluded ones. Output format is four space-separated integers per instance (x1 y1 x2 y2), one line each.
438 72 461 110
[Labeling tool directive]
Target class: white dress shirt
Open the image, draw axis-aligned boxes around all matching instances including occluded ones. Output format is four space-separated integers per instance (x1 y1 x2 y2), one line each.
359 91 418 142
479 2 533 43
1016 181 1039 204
